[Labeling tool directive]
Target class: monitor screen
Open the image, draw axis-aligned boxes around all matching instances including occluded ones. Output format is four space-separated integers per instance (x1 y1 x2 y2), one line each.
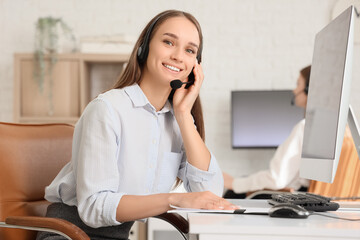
300 6 355 183
231 90 304 148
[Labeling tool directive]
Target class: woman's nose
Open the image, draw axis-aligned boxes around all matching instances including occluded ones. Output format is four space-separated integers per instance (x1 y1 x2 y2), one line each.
170 48 184 62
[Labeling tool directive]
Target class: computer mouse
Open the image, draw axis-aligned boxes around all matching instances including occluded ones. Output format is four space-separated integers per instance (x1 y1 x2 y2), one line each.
268 203 310 218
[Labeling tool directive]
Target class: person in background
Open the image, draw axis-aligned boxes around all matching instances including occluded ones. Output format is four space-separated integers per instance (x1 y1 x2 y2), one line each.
37 10 236 240
223 65 311 199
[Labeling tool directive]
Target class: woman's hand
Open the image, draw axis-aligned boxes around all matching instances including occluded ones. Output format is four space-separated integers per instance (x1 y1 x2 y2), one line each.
172 62 204 116
169 191 238 210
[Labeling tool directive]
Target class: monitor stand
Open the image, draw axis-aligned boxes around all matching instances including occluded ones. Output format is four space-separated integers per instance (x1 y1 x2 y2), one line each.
347 105 360 160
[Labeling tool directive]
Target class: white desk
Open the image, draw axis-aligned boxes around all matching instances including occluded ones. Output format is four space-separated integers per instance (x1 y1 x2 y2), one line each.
188 200 360 240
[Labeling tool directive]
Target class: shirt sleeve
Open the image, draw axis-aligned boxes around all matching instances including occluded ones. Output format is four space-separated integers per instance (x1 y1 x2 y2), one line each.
73 99 124 228
178 152 224 196
232 120 305 193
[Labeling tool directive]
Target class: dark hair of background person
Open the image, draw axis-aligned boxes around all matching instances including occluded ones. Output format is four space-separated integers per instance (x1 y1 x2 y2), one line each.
300 65 311 91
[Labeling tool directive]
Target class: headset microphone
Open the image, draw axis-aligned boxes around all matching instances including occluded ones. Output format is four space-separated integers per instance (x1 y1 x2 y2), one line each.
170 79 194 89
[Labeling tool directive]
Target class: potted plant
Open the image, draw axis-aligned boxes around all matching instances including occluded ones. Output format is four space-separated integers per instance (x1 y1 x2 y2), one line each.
33 16 76 115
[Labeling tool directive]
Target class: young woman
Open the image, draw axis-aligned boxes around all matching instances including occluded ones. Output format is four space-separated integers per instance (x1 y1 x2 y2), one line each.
223 66 312 198
37 10 236 240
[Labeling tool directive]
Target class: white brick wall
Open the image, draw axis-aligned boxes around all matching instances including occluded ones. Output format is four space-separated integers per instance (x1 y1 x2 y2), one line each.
1 0 359 177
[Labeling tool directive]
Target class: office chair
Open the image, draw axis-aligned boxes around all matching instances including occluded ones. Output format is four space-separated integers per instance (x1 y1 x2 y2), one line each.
0 122 189 240
245 130 360 200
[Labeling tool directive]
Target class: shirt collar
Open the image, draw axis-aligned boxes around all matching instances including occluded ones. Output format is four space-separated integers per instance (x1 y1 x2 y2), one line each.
124 84 173 115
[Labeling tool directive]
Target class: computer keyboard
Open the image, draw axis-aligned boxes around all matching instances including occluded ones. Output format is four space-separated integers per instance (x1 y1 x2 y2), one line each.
268 192 340 212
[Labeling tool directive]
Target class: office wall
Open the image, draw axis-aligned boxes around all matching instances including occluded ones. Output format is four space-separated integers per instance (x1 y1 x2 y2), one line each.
1 0 359 177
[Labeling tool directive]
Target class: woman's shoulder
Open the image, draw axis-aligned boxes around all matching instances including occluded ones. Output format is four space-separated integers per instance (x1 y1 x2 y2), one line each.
94 87 134 109
295 118 306 128
84 84 145 118
288 119 306 140
82 88 131 116
78 88 131 127
97 88 128 102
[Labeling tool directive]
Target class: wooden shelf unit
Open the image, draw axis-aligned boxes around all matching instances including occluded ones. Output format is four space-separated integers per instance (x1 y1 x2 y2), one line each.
14 53 129 124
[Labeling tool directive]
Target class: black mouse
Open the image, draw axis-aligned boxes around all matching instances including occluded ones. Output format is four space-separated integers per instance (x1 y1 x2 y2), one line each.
268 203 310 218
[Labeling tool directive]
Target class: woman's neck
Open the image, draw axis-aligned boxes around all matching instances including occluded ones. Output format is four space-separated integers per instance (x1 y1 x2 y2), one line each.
139 78 172 112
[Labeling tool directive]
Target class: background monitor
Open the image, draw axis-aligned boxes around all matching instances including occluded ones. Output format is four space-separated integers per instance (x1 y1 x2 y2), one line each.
300 6 355 183
231 90 304 148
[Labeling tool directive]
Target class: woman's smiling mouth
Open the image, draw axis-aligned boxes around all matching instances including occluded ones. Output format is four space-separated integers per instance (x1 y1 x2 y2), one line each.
163 63 182 72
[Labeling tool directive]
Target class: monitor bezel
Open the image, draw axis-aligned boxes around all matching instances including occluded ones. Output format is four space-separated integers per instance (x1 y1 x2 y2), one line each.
300 6 355 183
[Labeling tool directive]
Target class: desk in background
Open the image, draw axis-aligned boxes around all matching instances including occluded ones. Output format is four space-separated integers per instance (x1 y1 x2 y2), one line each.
188 200 360 240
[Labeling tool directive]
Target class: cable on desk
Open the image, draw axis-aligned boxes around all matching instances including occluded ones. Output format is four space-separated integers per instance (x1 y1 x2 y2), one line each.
311 212 360 222
330 196 360 201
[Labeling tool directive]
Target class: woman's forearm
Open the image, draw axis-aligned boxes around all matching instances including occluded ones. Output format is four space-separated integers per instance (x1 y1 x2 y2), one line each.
116 191 237 222
175 111 211 171
116 193 172 222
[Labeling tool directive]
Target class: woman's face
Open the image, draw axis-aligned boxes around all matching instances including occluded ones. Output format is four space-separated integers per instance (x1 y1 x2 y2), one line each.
143 16 200 87
293 74 307 108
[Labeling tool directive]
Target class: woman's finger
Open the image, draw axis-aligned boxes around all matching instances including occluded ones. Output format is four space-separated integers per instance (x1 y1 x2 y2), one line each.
197 64 204 83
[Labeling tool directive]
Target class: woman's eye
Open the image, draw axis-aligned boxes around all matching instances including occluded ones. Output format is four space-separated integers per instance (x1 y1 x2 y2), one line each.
186 49 195 54
163 40 173 46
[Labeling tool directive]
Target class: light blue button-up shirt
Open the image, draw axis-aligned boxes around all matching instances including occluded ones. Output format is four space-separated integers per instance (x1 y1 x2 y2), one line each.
45 84 224 228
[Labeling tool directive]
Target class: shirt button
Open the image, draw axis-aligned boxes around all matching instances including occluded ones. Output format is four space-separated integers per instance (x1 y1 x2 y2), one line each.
152 139 156 144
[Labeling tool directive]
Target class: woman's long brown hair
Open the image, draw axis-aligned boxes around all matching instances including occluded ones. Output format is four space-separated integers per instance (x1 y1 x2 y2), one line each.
112 10 205 141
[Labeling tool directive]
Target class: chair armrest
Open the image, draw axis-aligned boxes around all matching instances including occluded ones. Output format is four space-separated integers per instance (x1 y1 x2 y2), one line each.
153 213 189 240
6 214 188 240
5 216 89 240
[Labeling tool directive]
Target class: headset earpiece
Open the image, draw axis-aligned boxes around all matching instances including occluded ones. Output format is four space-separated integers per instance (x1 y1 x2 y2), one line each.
304 86 309 95
137 45 144 61
137 15 162 64
196 51 202 63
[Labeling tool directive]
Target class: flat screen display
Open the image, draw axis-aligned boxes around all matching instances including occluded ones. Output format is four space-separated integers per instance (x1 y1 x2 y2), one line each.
232 90 304 148
299 6 354 183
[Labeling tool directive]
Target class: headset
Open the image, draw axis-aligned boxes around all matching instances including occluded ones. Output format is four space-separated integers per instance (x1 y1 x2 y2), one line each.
137 14 202 64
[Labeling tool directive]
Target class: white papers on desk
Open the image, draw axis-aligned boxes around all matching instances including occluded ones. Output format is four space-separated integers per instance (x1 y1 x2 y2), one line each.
229 199 271 214
243 207 270 214
168 201 271 214
168 204 245 214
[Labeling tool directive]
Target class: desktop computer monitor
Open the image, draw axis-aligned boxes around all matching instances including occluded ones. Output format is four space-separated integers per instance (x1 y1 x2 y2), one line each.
300 6 357 183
